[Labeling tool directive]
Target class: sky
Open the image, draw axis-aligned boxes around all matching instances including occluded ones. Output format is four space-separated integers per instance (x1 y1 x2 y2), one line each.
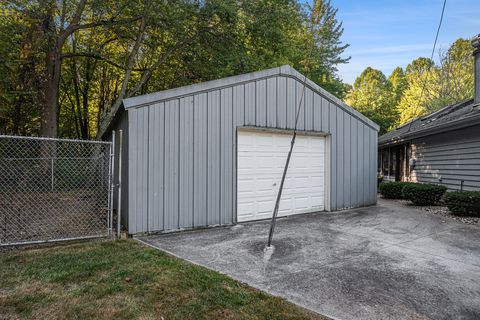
331 0 480 84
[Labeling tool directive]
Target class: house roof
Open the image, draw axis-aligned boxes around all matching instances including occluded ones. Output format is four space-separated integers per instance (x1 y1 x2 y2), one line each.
379 98 480 146
122 65 379 131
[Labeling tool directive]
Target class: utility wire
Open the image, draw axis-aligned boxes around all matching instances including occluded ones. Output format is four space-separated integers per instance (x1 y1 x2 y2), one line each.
407 0 447 131
267 0 322 248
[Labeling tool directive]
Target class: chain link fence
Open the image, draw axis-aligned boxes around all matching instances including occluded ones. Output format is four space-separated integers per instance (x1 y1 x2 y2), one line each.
0 135 113 246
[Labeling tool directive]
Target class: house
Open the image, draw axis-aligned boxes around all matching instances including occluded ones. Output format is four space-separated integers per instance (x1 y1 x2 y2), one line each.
378 35 480 191
106 65 379 235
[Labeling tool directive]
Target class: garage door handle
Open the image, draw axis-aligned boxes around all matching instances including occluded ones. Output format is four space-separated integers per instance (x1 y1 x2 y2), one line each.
273 183 277 186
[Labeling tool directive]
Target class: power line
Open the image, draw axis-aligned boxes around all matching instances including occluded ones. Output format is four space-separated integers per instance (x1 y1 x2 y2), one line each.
407 0 447 131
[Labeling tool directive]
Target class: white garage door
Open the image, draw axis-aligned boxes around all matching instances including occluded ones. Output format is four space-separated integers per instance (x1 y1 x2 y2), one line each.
237 130 326 222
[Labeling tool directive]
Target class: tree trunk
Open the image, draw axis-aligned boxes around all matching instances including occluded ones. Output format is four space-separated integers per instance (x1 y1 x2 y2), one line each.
41 43 62 138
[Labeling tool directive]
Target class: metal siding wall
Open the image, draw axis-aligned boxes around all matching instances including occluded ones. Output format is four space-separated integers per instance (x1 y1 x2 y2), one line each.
128 109 137 233
344 114 351 208
130 107 149 233
220 88 234 225
365 125 371 204
329 102 337 210
127 74 378 233
266 78 277 127
336 109 344 208
357 122 365 206
313 94 321 131
350 119 358 207
179 97 194 228
321 97 329 132
148 103 165 231
164 100 179 230
286 78 296 128
207 90 221 225
277 77 287 128
305 88 314 131
232 84 245 223
256 80 267 127
193 93 208 227
412 125 480 191
295 81 305 130
245 82 255 125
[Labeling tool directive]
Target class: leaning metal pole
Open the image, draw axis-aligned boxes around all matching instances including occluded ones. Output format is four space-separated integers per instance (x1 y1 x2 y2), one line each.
267 131 297 247
267 0 320 248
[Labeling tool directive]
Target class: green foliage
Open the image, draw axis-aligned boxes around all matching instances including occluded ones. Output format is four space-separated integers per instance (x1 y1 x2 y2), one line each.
396 39 474 125
377 175 384 187
346 38 474 131
396 58 440 124
345 67 396 134
443 192 480 217
388 67 407 106
0 0 350 138
378 182 415 199
402 183 447 206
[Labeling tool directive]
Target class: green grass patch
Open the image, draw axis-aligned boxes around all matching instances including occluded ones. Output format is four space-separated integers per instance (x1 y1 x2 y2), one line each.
0 240 325 320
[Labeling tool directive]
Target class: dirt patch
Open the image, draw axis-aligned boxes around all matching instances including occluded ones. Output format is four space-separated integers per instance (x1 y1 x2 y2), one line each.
0 190 109 245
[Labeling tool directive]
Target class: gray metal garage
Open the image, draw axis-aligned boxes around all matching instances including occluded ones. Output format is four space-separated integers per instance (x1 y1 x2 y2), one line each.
110 65 379 234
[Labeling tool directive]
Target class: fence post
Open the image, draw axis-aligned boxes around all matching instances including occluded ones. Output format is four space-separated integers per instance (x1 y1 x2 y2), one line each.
116 130 123 239
51 158 54 192
108 131 116 237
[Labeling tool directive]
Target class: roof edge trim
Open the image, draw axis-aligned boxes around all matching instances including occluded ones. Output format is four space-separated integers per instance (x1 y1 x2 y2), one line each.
378 112 480 146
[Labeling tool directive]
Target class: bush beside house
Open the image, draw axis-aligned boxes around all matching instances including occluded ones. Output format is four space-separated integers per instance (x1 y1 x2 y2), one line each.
443 192 480 217
378 182 415 199
377 175 384 187
402 183 447 206
379 181 447 205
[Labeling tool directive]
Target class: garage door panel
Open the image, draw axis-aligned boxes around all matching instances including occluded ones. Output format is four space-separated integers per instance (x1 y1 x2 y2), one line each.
237 131 326 222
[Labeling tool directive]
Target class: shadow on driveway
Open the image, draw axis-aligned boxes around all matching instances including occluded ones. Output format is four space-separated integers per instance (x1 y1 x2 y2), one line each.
138 199 480 320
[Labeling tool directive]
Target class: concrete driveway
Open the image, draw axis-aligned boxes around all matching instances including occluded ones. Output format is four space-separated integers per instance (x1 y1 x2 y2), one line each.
139 199 480 320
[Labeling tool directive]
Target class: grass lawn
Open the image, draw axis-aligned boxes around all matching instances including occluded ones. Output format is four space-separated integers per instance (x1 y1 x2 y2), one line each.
0 240 325 320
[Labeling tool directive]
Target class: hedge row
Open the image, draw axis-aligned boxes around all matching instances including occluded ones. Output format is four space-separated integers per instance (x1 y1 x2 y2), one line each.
379 182 480 216
378 182 415 199
443 192 480 217
378 181 447 205
402 183 447 206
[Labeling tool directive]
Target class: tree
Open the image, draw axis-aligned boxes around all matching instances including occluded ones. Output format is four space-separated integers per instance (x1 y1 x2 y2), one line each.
345 67 395 134
436 38 474 106
299 0 350 98
0 0 351 138
388 67 407 106
394 39 473 126
396 57 440 124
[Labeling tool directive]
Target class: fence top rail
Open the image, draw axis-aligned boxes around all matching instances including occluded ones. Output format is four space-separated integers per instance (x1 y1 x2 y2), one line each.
0 134 111 145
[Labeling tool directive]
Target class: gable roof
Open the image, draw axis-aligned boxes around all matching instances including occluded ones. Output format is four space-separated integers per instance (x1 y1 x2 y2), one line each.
379 98 480 146
122 65 379 131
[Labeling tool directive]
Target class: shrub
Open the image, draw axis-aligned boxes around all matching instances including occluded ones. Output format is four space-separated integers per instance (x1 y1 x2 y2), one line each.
377 175 384 187
402 183 447 206
443 192 480 217
378 182 415 199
